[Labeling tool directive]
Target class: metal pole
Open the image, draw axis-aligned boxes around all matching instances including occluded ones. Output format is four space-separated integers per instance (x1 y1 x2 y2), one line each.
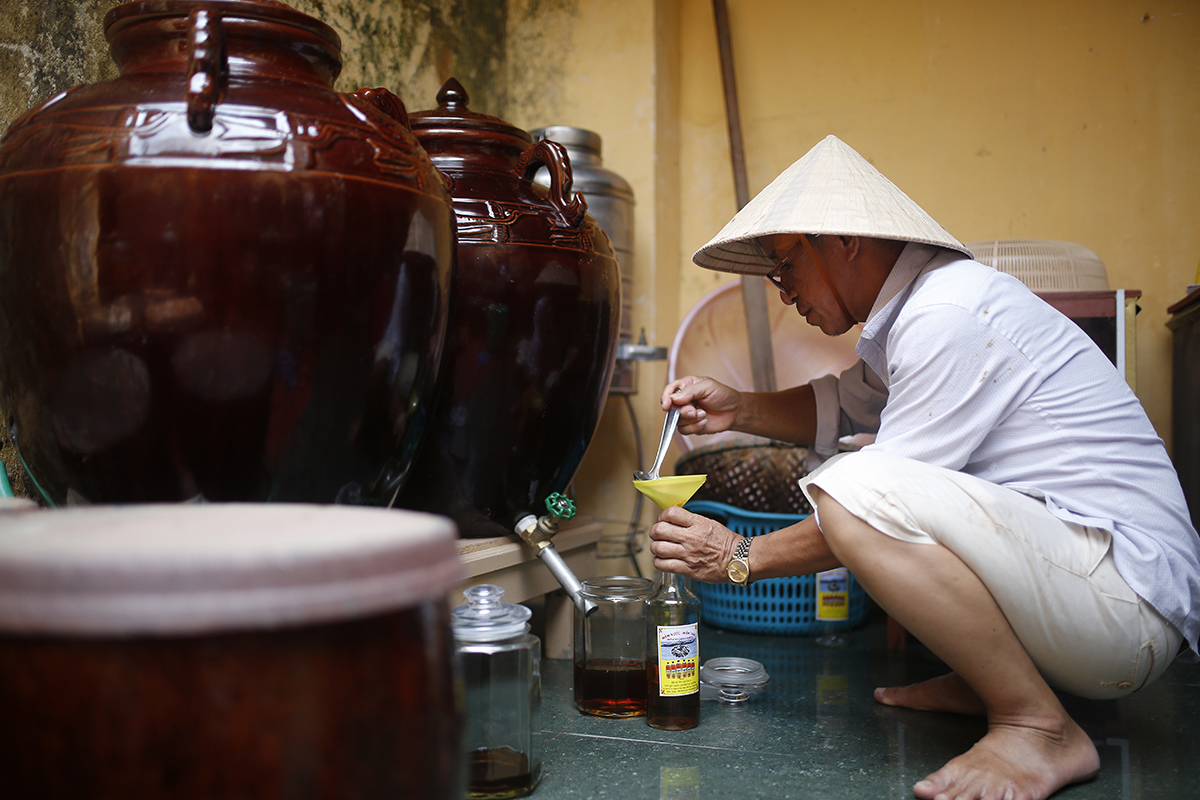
713 0 776 393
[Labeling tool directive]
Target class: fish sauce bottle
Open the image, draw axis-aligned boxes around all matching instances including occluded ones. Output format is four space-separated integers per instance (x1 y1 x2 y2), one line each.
645 571 700 730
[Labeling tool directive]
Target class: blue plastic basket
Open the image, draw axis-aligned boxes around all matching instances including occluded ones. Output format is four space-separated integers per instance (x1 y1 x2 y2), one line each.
686 500 870 635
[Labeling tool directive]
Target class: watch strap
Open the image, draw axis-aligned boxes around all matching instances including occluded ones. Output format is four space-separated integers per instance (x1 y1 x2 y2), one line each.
728 535 752 586
733 535 751 560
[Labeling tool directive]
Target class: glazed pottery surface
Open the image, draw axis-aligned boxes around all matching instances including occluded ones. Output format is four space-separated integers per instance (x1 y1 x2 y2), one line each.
0 503 466 800
401 79 620 538
0 0 454 504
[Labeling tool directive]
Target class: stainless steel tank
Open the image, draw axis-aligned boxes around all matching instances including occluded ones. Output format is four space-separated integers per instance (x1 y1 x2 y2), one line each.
531 126 637 393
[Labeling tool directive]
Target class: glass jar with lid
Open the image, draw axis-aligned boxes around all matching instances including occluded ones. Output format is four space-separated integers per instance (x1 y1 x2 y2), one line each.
452 584 541 799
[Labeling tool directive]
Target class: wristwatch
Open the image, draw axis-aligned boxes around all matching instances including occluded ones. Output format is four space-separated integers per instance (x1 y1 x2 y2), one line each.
726 536 752 586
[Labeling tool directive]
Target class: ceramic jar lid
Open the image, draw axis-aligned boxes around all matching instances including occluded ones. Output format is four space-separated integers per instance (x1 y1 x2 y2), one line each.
103 0 343 85
408 77 533 152
0 504 462 636
105 0 340 46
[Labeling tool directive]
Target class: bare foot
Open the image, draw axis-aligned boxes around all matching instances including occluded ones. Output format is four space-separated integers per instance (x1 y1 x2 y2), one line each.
913 715 1099 800
875 672 987 716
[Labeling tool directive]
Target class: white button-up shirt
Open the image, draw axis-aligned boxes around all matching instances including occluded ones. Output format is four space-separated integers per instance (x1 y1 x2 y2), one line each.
810 242 1199 658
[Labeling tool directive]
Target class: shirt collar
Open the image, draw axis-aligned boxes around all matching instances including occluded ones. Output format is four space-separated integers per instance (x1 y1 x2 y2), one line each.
865 242 941 324
856 243 956 385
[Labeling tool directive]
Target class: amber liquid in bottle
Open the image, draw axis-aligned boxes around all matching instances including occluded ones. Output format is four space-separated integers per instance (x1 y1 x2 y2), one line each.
645 572 700 730
646 666 701 730
573 658 647 717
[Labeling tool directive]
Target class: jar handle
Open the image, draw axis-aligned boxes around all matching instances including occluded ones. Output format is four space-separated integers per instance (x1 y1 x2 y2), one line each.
186 9 227 133
518 139 586 228
346 87 411 129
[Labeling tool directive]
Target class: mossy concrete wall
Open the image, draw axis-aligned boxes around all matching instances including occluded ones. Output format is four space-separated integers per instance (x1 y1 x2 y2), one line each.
0 1 120 128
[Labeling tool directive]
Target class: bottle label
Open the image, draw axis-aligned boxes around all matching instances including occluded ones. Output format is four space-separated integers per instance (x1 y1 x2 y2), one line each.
816 568 850 621
655 623 699 696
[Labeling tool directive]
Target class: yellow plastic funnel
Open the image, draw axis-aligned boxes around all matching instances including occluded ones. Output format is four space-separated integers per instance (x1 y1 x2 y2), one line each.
633 474 707 510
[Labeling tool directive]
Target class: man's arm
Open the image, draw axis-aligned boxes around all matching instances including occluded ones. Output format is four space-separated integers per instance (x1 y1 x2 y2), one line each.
746 514 842 580
663 378 820 447
649 506 840 583
737 385 820 446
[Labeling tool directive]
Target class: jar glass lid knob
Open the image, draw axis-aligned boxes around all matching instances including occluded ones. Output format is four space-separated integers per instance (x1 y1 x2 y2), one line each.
452 584 532 641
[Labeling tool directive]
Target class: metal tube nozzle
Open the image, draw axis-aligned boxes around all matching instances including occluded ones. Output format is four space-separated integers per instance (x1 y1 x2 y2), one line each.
515 513 598 615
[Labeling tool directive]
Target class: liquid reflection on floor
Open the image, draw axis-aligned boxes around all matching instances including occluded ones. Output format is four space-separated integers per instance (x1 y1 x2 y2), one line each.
535 611 1200 800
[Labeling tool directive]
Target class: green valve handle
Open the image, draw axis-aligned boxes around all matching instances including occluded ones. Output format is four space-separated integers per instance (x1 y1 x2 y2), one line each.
544 492 576 520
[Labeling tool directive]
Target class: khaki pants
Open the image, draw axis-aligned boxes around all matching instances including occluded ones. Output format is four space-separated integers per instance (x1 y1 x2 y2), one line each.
800 450 1183 699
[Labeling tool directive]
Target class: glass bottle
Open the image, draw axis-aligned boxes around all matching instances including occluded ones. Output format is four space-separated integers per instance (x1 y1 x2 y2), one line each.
645 571 700 730
814 567 851 648
452 585 541 799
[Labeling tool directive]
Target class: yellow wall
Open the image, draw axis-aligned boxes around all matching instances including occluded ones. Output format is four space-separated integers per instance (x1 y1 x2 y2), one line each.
502 0 683 572
535 0 1200 569
675 0 1198 432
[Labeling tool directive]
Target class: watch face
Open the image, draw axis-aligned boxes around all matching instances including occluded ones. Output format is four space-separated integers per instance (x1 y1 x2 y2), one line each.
727 559 750 585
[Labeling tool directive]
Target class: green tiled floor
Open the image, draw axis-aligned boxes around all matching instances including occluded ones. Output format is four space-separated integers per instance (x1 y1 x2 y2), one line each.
532 611 1200 799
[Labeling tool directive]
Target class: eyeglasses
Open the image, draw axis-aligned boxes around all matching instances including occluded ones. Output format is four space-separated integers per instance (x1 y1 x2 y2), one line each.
765 239 806 293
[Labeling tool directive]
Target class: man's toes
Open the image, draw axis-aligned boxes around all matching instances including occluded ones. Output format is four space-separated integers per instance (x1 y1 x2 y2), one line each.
911 778 942 799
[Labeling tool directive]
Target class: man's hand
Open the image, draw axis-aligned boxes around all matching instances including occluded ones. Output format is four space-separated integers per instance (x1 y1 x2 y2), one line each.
648 505 741 584
661 376 743 437
661 376 821 446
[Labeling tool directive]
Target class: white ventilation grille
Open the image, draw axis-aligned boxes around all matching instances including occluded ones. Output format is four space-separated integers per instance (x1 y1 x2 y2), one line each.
965 239 1109 291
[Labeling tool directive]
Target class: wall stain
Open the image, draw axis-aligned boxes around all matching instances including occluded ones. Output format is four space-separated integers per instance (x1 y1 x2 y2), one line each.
504 0 578 129
287 0 511 117
0 0 121 131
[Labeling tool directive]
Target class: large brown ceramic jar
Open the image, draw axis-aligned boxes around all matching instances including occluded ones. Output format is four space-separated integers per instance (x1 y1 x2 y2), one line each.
0 0 453 505
401 79 620 538
0 504 466 800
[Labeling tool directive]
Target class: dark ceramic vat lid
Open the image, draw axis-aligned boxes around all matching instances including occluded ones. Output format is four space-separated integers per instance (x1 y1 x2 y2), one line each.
409 78 533 151
104 0 341 49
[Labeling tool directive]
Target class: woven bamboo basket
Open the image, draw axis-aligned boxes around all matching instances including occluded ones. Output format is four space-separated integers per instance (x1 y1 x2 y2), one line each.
674 442 811 515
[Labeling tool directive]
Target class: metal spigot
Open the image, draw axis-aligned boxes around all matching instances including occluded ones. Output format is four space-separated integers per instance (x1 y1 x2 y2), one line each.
615 326 668 363
516 493 597 615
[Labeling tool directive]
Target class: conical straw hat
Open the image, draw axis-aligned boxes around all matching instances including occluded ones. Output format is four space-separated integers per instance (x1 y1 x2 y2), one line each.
693 135 972 275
